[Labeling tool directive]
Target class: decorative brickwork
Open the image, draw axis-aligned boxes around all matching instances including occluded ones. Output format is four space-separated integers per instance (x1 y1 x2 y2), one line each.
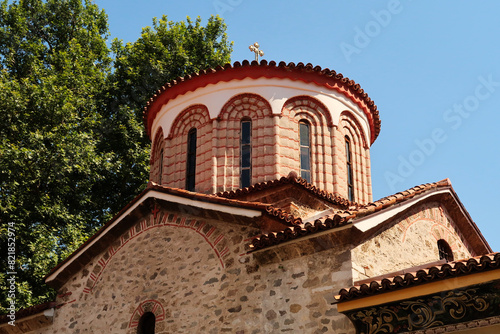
281 96 336 193
150 82 374 200
339 111 372 203
129 300 165 329
43 206 357 333
352 202 472 281
216 93 274 191
83 208 230 295
165 104 212 192
16 62 498 334
150 127 165 184
398 203 472 255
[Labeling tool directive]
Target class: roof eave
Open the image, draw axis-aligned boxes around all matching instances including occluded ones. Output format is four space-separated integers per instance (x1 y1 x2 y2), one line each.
352 185 492 255
142 60 381 143
44 184 269 289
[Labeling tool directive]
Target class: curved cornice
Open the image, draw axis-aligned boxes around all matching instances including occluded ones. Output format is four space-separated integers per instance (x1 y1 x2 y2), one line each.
143 60 381 143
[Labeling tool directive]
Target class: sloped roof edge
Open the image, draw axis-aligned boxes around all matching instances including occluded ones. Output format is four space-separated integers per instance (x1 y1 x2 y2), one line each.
44 182 296 287
216 173 353 209
336 252 500 303
248 179 492 254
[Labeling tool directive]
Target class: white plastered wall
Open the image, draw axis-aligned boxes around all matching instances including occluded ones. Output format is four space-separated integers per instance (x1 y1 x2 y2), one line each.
150 77 372 145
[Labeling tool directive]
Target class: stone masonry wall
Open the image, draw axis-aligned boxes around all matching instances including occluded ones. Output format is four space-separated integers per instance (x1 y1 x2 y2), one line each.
351 202 472 282
39 209 357 333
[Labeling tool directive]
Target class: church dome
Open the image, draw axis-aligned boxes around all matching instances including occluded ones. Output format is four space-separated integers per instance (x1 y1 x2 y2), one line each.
143 60 381 204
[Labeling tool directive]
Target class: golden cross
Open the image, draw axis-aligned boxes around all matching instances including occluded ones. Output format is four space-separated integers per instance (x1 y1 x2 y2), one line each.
249 42 264 61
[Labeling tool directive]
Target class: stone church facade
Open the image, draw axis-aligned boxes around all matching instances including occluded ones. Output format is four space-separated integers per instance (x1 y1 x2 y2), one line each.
1 60 499 333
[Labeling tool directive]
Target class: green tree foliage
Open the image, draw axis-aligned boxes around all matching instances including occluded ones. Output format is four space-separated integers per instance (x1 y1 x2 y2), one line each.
101 15 232 215
0 0 112 311
0 0 232 312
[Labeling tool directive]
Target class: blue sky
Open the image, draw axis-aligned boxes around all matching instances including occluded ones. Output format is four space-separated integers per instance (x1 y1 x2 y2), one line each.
94 0 500 252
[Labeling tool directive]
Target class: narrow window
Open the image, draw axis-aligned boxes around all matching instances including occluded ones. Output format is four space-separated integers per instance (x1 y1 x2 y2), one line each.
158 148 163 184
299 121 311 182
345 136 355 202
137 312 155 334
186 128 197 191
240 119 252 188
437 239 454 262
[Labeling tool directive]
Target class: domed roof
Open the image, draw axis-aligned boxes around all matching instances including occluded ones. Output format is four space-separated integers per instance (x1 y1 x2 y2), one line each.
143 60 381 143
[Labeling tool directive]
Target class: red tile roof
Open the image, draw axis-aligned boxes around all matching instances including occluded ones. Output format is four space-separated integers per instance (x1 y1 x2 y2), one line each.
353 178 452 219
216 174 353 208
45 182 306 285
142 60 381 143
250 210 355 251
336 253 500 302
247 179 490 252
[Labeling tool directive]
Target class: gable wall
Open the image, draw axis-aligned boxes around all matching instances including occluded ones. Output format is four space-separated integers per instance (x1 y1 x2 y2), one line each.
38 209 358 333
351 202 472 282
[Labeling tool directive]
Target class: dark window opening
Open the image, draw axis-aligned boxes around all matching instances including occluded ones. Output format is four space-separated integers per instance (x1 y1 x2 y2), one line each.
299 121 311 182
137 312 155 334
158 148 164 184
438 239 454 262
241 119 252 188
345 136 354 202
186 128 197 191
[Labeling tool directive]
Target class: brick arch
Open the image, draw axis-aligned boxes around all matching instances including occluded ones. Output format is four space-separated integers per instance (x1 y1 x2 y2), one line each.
168 104 211 138
129 299 166 329
82 208 230 295
339 110 368 149
398 204 472 258
280 95 334 190
150 127 165 184
165 104 212 191
338 110 371 203
214 93 274 191
431 223 460 252
151 127 165 161
219 93 272 120
281 95 333 127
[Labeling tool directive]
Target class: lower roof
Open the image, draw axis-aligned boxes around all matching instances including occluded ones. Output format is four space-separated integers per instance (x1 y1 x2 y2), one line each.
336 252 500 310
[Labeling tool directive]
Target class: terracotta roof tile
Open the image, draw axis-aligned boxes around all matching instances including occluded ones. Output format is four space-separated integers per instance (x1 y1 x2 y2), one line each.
45 182 296 282
248 179 455 252
216 174 353 209
265 206 302 226
336 253 500 302
249 211 354 251
354 179 452 219
143 60 381 143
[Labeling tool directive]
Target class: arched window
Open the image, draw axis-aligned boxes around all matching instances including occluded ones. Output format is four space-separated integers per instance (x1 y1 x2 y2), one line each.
186 128 197 191
240 119 252 188
437 239 454 262
345 136 354 202
158 148 164 184
299 121 311 182
137 312 155 334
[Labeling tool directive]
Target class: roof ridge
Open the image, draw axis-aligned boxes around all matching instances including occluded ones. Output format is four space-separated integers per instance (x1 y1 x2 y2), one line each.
354 178 453 217
248 178 455 252
250 210 354 252
216 173 353 208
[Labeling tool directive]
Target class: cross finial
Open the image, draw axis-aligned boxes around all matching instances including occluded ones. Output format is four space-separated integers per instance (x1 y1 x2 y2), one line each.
249 42 264 61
